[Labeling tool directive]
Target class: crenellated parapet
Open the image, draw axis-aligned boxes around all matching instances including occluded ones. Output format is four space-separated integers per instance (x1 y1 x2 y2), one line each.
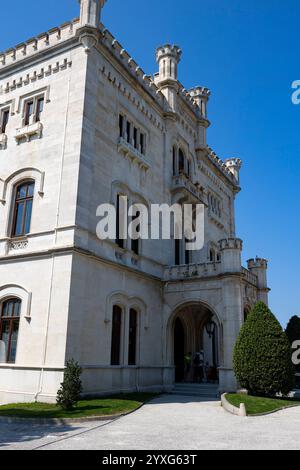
219 238 243 274
0 20 80 72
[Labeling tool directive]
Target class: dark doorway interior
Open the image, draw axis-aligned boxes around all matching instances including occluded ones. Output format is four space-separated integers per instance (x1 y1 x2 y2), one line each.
174 318 185 382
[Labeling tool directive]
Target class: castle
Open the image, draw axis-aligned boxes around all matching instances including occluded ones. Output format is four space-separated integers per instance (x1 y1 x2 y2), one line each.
0 0 269 403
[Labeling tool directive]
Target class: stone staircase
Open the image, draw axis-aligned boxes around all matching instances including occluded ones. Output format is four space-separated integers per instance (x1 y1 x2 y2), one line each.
172 382 220 399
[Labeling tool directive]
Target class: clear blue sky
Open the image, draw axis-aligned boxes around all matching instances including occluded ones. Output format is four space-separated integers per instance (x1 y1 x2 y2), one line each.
2 0 299 326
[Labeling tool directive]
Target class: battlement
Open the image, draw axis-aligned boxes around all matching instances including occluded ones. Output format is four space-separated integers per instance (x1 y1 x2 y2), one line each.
219 238 243 251
0 19 80 72
247 257 268 270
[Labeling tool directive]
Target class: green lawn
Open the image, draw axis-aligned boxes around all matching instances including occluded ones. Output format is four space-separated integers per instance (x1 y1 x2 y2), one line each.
226 393 300 415
0 393 156 419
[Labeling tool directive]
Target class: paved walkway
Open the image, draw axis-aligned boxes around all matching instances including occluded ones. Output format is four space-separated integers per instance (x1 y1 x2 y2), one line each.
1 394 300 450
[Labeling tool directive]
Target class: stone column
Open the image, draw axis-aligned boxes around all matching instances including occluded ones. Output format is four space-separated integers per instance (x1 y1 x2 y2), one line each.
218 238 243 392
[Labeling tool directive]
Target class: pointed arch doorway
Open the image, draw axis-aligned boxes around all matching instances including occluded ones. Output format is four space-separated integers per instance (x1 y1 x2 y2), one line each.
174 317 185 382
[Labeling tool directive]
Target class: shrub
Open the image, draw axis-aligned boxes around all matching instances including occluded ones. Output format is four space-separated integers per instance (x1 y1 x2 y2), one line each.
286 315 300 374
233 302 295 397
56 359 83 410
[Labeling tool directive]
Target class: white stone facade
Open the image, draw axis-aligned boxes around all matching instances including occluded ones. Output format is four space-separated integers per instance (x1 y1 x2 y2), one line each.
0 0 269 404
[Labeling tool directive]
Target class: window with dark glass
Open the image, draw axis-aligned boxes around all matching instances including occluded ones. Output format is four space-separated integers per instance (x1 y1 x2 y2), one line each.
133 127 138 149
126 121 131 143
140 133 145 155
128 309 138 366
116 194 124 249
119 114 124 138
175 238 181 266
12 181 35 237
131 211 140 255
179 149 185 173
0 298 21 363
111 306 122 366
35 97 44 123
185 239 190 265
24 100 34 126
1 109 9 134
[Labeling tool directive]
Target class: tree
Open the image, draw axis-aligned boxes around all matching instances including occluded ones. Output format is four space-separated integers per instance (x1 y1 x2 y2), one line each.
286 315 300 375
56 359 83 410
233 302 295 397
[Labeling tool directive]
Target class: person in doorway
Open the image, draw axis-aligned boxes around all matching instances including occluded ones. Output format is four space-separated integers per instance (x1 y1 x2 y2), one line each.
184 352 192 382
193 351 204 383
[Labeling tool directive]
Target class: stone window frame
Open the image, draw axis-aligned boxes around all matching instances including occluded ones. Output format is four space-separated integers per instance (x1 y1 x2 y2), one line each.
118 109 148 156
0 168 45 240
0 284 32 364
15 86 50 128
172 143 194 179
111 181 149 258
106 292 146 367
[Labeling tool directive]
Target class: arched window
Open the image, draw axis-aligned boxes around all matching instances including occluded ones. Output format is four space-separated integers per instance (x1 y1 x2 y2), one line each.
0 298 21 363
12 181 35 237
179 149 185 174
210 249 215 262
111 305 122 366
128 309 138 366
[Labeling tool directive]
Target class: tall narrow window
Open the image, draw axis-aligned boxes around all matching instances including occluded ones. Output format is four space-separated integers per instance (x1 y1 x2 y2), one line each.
131 211 140 256
12 181 35 237
185 239 190 265
111 306 122 366
119 114 124 138
128 309 138 366
116 194 124 249
24 100 34 126
35 97 44 123
140 133 145 155
175 238 181 266
179 149 185 173
126 121 131 144
133 127 138 149
1 109 9 134
0 298 21 363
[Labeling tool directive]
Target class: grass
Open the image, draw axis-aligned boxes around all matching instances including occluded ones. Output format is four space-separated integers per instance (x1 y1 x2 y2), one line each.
0 393 156 419
226 393 300 415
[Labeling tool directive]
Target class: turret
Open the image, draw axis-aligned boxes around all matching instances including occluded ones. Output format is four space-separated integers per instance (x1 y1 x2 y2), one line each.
219 238 243 273
154 44 182 111
79 0 107 28
224 158 243 184
189 87 211 149
247 257 270 305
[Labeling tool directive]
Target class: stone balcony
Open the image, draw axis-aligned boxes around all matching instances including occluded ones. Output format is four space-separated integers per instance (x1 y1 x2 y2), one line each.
170 174 206 203
164 261 222 281
15 121 43 144
117 137 150 171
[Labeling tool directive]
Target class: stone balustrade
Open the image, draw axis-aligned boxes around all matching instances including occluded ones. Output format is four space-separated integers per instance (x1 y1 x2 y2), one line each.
164 261 222 281
242 267 258 286
171 174 205 202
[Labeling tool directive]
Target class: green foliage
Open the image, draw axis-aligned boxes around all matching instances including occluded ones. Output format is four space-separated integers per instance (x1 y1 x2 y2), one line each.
286 316 300 374
233 302 295 397
56 359 83 410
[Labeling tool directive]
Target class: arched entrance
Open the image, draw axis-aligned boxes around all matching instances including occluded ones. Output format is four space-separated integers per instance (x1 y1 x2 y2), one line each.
170 302 221 384
174 318 185 382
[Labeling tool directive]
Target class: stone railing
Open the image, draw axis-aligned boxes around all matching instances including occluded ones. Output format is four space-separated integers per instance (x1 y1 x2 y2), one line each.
164 261 222 281
242 267 258 286
171 174 205 202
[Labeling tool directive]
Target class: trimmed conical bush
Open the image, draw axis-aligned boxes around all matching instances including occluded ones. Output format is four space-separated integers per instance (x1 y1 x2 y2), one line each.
233 302 295 397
